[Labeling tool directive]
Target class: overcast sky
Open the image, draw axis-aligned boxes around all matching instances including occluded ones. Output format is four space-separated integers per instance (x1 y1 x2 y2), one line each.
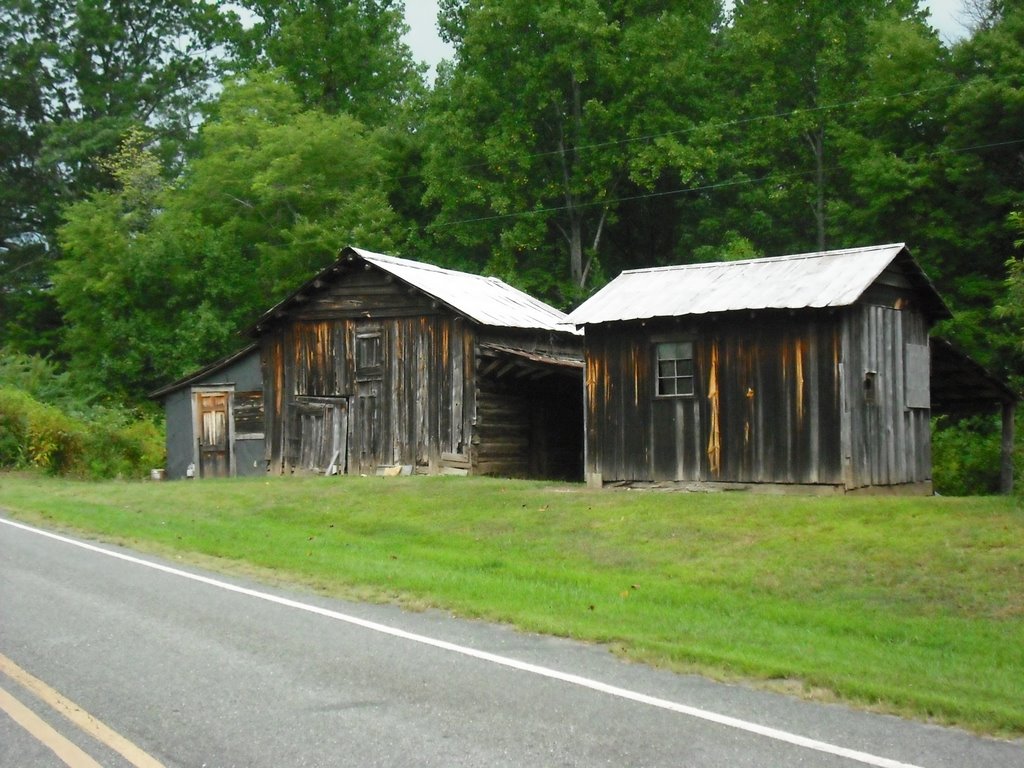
402 0 971 78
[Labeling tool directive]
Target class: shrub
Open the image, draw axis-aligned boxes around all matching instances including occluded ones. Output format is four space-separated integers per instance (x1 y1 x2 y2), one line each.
0 386 164 479
0 348 74 408
931 415 1007 496
0 387 83 474
78 418 165 480
0 389 29 467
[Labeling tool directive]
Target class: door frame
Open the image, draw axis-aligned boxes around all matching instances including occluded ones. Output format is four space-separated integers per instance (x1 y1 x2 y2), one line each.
191 385 236 478
293 396 349 475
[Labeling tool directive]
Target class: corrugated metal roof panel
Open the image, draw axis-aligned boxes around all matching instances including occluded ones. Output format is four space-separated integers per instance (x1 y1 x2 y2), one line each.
352 247 576 333
567 243 935 325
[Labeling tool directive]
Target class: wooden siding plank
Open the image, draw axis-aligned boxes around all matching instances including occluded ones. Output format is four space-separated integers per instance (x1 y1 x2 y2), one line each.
807 322 820 484
893 310 907 483
587 305 926 490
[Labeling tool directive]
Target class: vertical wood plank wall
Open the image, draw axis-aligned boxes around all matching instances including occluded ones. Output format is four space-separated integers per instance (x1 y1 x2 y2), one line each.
258 267 581 479
261 270 475 474
585 313 844 485
841 303 932 489
585 299 933 490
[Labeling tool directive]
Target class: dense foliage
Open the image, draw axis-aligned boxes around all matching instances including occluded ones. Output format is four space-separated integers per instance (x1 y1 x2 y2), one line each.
0 0 1020 487
0 349 164 478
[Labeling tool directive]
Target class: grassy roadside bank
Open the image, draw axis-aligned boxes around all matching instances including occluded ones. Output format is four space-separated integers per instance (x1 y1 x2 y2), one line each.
1 472 1021 736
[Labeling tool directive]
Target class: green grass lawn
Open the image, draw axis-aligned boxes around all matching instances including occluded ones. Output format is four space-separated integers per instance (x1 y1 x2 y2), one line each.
1 472 1022 736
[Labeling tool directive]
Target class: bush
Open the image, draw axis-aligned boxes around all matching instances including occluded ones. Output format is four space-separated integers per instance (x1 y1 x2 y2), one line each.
0 388 83 474
0 389 29 467
931 414 1014 496
78 418 165 480
0 386 164 479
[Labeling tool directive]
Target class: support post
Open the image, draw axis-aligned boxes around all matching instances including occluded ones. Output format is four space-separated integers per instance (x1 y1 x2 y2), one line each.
1002 401 1016 495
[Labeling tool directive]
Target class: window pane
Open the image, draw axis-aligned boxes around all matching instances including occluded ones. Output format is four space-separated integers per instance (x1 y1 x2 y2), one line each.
657 341 693 362
656 341 695 397
356 335 381 370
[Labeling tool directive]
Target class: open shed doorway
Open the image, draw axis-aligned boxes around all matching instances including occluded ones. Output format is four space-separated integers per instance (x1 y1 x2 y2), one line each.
475 343 584 481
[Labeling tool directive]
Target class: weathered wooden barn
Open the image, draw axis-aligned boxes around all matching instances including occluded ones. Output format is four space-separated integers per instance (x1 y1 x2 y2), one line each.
150 344 266 479
249 247 583 479
567 243 953 493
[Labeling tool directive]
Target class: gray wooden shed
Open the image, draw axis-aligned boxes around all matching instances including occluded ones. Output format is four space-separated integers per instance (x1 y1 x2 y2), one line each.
567 243 952 494
249 247 584 479
149 344 266 479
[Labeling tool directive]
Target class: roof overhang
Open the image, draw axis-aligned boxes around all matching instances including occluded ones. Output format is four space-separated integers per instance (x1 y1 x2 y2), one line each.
930 337 1018 411
567 243 951 328
245 246 577 336
148 343 258 400
477 342 583 382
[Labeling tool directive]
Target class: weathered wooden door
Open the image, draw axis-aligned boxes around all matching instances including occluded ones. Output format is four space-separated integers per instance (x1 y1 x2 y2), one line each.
197 392 230 478
297 400 348 474
349 384 380 475
349 325 383 475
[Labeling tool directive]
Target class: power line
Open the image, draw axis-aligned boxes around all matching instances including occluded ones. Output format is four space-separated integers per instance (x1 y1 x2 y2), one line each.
398 74 1020 187
431 137 1024 229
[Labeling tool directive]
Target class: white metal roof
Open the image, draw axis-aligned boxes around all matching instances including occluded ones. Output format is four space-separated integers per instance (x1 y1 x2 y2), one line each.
567 243 947 326
349 247 577 333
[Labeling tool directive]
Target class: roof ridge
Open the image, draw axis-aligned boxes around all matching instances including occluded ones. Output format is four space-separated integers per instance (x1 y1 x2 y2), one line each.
359 249 515 285
619 243 907 276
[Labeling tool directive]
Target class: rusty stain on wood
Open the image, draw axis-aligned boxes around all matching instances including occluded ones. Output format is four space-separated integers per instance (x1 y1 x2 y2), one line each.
795 337 805 429
707 343 721 477
257 254 582 481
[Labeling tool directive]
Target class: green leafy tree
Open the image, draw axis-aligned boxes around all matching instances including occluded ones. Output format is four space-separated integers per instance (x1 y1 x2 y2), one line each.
178 72 405 297
234 0 426 122
53 130 199 397
998 210 1024 351
827 15 955 251
0 0 240 354
54 75 405 399
935 1 1024 373
701 0 934 257
423 0 721 301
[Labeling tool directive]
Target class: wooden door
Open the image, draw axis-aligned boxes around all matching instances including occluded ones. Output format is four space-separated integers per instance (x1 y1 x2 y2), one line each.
350 324 383 475
297 400 348 474
349 383 380 476
197 392 230 478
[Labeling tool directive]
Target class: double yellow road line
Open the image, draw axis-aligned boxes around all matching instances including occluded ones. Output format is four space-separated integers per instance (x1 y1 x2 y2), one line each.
0 652 165 768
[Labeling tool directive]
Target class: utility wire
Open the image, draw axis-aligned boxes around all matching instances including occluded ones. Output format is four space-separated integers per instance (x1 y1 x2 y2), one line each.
391 74 1020 186
431 137 1024 229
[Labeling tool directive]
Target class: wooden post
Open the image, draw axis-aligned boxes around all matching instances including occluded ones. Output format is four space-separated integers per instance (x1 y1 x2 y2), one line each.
1002 401 1016 495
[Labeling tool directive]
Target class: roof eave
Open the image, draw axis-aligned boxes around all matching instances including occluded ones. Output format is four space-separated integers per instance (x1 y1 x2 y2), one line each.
149 342 259 400
246 245 576 337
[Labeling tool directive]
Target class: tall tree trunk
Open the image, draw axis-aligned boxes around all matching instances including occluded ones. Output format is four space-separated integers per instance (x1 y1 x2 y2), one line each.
807 126 827 251
569 217 584 286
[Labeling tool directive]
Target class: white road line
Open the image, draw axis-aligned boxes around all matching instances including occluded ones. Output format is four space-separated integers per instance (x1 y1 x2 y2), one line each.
1 517 925 768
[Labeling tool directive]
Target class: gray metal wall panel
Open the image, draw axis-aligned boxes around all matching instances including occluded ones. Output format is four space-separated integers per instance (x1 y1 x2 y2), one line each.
164 389 194 480
233 438 266 477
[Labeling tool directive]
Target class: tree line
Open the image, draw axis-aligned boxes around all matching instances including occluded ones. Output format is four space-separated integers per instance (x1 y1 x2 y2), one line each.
1 0 1022 404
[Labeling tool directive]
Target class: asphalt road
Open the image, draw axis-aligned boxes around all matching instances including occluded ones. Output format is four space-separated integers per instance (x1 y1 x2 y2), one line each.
1 514 1021 768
